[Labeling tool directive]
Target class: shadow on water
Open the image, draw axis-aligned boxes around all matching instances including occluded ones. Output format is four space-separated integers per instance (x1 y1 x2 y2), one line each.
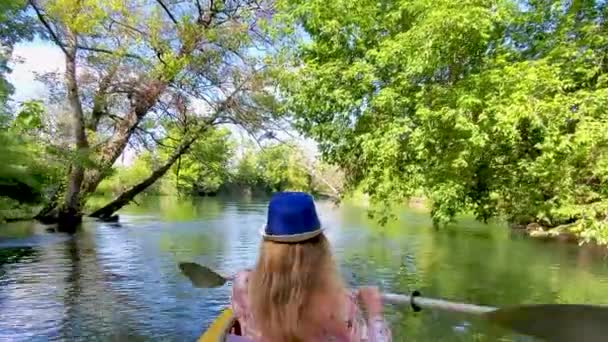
334 204 608 341
0 247 38 281
58 230 151 341
0 247 37 265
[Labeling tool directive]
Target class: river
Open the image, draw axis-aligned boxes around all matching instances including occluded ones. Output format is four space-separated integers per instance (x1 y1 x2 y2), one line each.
1 196 608 341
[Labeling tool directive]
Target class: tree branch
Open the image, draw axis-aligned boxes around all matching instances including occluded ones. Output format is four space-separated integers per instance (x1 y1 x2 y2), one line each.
108 18 147 37
195 0 203 18
155 0 178 25
75 45 143 60
135 126 175 149
196 0 216 26
89 64 119 130
28 2 143 61
29 0 69 56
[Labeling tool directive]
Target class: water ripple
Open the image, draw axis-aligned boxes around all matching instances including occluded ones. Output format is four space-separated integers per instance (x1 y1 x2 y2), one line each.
1 199 607 341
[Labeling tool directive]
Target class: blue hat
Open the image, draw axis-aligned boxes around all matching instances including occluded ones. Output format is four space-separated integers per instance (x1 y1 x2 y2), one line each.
261 192 323 243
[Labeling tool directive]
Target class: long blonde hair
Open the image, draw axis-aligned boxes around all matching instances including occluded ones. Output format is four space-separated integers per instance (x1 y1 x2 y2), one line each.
248 233 346 341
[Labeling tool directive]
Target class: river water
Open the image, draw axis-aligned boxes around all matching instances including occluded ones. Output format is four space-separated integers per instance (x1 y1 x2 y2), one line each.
1 196 608 341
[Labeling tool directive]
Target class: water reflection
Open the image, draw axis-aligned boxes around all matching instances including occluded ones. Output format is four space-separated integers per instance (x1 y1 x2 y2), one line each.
0 197 608 341
0 247 37 268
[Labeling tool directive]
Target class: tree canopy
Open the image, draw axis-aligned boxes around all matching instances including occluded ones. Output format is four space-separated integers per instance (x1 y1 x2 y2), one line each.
0 0 341 224
274 0 608 243
17 0 282 226
3 0 608 246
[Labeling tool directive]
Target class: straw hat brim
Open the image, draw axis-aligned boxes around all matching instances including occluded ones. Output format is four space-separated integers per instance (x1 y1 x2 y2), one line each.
260 226 324 243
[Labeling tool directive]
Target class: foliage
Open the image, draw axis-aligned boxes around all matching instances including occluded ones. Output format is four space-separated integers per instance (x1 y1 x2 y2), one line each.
0 101 66 221
233 147 264 187
1 101 62 188
23 0 281 220
0 0 36 108
309 161 344 196
232 142 311 192
164 127 235 195
256 143 310 192
274 0 608 243
0 0 61 221
95 152 161 197
94 135 330 199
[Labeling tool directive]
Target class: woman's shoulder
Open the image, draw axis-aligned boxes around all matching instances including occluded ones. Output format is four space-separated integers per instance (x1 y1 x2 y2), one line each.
232 269 252 292
231 269 253 316
342 289 364 325
344 289 359 310
233 269 252 281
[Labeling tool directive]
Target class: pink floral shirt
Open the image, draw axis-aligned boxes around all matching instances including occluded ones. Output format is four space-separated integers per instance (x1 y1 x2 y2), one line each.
230 270 392 342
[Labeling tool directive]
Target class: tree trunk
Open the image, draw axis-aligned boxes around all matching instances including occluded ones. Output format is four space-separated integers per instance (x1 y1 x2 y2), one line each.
87 82 241 218
56 31 89 232
89 131 203 219
80 40 203 197
175 155 182 194
81 86 163 196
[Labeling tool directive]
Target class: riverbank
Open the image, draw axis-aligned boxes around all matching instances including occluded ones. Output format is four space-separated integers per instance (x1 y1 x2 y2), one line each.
5 189 599 249
342 192 601 248
402 198 598 247
0 199 39 224
511 222 582 244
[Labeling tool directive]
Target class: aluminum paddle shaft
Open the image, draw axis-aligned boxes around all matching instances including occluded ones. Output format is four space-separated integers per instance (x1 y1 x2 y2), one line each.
381 292 496 315
179 261 608 342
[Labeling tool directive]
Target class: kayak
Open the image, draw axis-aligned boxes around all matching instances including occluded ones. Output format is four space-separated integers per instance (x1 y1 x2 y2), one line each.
198 308 247 342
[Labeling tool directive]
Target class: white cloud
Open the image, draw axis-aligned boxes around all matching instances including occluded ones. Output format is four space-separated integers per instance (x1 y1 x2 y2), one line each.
8 38 64 103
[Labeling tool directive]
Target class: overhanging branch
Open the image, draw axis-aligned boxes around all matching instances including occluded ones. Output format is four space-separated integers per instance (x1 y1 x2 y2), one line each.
75 45 143 60
155 0 178 25
29 0 69 56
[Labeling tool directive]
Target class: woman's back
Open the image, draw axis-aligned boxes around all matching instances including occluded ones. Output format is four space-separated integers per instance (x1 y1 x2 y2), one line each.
231 269 392 342
229 192 392 342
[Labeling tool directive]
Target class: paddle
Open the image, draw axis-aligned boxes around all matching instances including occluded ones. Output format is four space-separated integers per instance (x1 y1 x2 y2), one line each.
179 262 608 341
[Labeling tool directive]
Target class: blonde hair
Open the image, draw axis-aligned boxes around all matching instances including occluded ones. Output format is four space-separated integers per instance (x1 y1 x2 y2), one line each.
248 233 346 341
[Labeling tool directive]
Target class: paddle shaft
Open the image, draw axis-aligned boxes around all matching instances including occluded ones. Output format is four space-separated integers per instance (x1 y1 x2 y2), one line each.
180 262 608 341
381 293 496 315
179 262 498 315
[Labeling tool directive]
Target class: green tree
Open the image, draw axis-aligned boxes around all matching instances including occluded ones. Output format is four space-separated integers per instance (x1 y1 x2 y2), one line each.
94 152 160 197
0 0 36 109
274 0 608 243
166 127 235 195
233 147 263 187
257 143 310 192
0 101 66 221
0 0 57 221
26 0 279 227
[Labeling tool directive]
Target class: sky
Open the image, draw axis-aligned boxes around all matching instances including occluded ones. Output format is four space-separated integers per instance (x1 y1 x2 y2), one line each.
7 38 319 166
8 38 64 103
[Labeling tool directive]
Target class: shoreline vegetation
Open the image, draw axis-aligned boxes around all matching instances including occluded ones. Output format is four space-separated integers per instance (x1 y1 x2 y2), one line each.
344 192 591 247
402 196 588 246
402 197 587 246
271 0 608 247
0 191 594 249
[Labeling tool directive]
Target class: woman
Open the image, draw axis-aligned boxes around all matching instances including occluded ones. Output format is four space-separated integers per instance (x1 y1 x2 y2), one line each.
231 191 392 341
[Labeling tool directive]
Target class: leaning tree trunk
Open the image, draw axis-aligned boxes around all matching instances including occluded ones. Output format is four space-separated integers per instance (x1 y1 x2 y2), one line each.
88 82 240 219
80 82 167 196
89 132 202 219
56 31 89 231
30 3 89 229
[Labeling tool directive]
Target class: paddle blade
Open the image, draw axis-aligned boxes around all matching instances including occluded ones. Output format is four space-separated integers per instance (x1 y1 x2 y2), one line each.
178 262 228 288
485 304 608 342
